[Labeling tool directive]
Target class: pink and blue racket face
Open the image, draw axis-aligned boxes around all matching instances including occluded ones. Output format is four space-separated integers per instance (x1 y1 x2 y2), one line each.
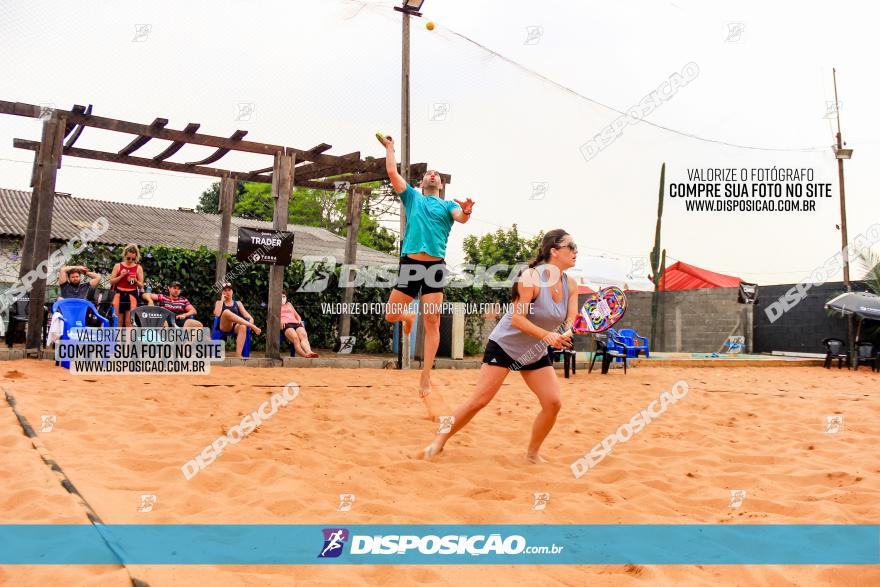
572 286 627 334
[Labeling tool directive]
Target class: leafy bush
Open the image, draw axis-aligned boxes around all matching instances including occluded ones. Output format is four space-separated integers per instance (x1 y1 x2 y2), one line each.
463 337 483 356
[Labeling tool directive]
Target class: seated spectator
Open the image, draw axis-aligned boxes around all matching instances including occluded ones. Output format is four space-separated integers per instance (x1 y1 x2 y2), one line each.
109 243 144 327
280 292 319 358
143 281 203 328
58 265 101 301
213 283 261 357
53 265 103 330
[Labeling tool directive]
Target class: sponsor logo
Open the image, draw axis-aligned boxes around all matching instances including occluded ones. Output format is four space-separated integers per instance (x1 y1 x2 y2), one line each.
319 528 349 558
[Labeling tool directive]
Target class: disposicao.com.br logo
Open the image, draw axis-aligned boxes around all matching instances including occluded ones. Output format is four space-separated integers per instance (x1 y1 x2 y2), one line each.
318 528 563 559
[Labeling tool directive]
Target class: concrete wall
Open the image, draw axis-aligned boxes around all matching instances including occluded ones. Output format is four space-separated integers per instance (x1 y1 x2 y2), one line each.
597 288 752 353
472 287 753 354
753 280 873 354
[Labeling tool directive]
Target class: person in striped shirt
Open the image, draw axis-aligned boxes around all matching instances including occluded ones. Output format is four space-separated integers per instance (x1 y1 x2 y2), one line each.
143 281 203 328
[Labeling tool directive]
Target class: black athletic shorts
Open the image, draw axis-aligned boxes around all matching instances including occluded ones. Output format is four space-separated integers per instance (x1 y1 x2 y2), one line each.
282 322 303 332
393 255 449 299
482 339 553 371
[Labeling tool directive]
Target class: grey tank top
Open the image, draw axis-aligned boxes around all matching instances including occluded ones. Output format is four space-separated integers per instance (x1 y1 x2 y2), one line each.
488 265 569 365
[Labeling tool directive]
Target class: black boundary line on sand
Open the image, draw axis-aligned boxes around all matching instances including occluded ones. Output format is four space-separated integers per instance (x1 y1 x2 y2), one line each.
3 388 149 587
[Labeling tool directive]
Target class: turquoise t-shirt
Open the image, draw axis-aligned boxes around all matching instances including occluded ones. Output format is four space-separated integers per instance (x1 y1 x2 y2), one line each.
398 184 461 259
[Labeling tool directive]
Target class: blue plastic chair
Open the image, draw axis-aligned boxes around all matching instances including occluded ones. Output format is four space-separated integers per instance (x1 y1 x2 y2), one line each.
605 328 628 361
618 328 649 358
52 298 111 369
212 316 251 358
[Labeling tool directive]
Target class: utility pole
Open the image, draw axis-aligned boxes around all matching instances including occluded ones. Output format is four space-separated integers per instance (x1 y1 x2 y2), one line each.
398 7 413 369
832 68 855 366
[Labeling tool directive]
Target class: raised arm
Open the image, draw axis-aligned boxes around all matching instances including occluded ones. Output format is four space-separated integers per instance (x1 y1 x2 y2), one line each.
85 268 101 289
381 135 407 194
109 263 123 286
451 198 474 224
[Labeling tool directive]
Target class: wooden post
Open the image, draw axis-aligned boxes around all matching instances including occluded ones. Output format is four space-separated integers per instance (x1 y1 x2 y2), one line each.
25 114 65 351
215 174 236 286
339 186 363 341
18 120 61 278
266 149 294 360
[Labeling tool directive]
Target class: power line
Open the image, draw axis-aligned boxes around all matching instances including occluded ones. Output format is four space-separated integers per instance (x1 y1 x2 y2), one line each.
352 0 828 153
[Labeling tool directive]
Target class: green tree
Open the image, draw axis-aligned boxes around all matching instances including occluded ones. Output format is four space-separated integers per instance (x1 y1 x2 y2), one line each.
199 180 398 254
462 224 543 267
196 181 246 214
857 247 880 295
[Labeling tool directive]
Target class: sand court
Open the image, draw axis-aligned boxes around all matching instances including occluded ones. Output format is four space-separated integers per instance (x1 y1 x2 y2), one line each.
1 361 878 586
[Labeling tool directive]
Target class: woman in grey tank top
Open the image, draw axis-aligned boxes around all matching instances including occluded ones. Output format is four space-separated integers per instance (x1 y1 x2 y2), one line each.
424 229 580 463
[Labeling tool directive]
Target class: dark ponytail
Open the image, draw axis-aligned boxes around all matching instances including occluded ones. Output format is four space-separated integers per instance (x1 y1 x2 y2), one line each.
510 229 569 301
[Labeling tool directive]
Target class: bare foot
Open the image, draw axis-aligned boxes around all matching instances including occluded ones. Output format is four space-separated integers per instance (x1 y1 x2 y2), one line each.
421 443 444 460
525 453 548 464
419 372 432 398
402 313 415 336
306 352 319 358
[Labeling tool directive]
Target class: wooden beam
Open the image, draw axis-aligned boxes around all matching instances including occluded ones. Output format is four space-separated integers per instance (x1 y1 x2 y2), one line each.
63 104 92 149
306 143 332 154
153 122 200 161
14 139 274 183
60 110 284 156
118 117 168 155
61 105 87 139
314 163 449 187
293 151 365 181
183 129 248 165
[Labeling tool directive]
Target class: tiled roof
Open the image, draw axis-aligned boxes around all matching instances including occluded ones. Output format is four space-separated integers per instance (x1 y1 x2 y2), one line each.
0 188 396 266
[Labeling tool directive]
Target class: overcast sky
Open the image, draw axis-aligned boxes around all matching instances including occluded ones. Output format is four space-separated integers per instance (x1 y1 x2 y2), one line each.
1 0 877 285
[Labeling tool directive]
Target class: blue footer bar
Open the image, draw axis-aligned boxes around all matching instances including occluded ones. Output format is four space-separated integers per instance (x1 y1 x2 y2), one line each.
1 524 877 564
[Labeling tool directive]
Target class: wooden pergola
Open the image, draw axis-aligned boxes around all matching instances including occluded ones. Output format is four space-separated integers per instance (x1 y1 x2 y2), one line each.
1 100 450 358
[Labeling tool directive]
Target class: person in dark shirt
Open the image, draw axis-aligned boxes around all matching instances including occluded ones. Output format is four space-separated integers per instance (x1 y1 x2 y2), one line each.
143 281 203 328
58 265 101 301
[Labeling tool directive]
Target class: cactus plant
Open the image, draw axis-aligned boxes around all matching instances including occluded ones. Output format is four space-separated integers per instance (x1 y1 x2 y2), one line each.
650 163 666 351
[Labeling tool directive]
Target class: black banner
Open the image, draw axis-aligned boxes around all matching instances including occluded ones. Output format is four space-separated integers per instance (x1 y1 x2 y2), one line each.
738 282 758 304
235 227 295 266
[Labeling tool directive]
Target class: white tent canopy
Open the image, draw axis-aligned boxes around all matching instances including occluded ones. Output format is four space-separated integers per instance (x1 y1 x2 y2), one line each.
568 255 655 292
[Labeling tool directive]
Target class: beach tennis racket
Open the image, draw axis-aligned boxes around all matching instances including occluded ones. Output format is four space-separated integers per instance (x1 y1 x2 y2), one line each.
571 286 627 334
375 132 392 145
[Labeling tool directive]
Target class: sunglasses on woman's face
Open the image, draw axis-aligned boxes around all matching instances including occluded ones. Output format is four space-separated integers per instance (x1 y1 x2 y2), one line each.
555 241 577 252
126 256 136 261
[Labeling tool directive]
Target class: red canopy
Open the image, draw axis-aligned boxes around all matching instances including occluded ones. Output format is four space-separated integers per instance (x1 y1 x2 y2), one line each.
657 261 743 290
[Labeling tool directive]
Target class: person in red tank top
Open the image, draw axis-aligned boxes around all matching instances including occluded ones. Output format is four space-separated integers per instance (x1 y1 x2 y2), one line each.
109 243 145 327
